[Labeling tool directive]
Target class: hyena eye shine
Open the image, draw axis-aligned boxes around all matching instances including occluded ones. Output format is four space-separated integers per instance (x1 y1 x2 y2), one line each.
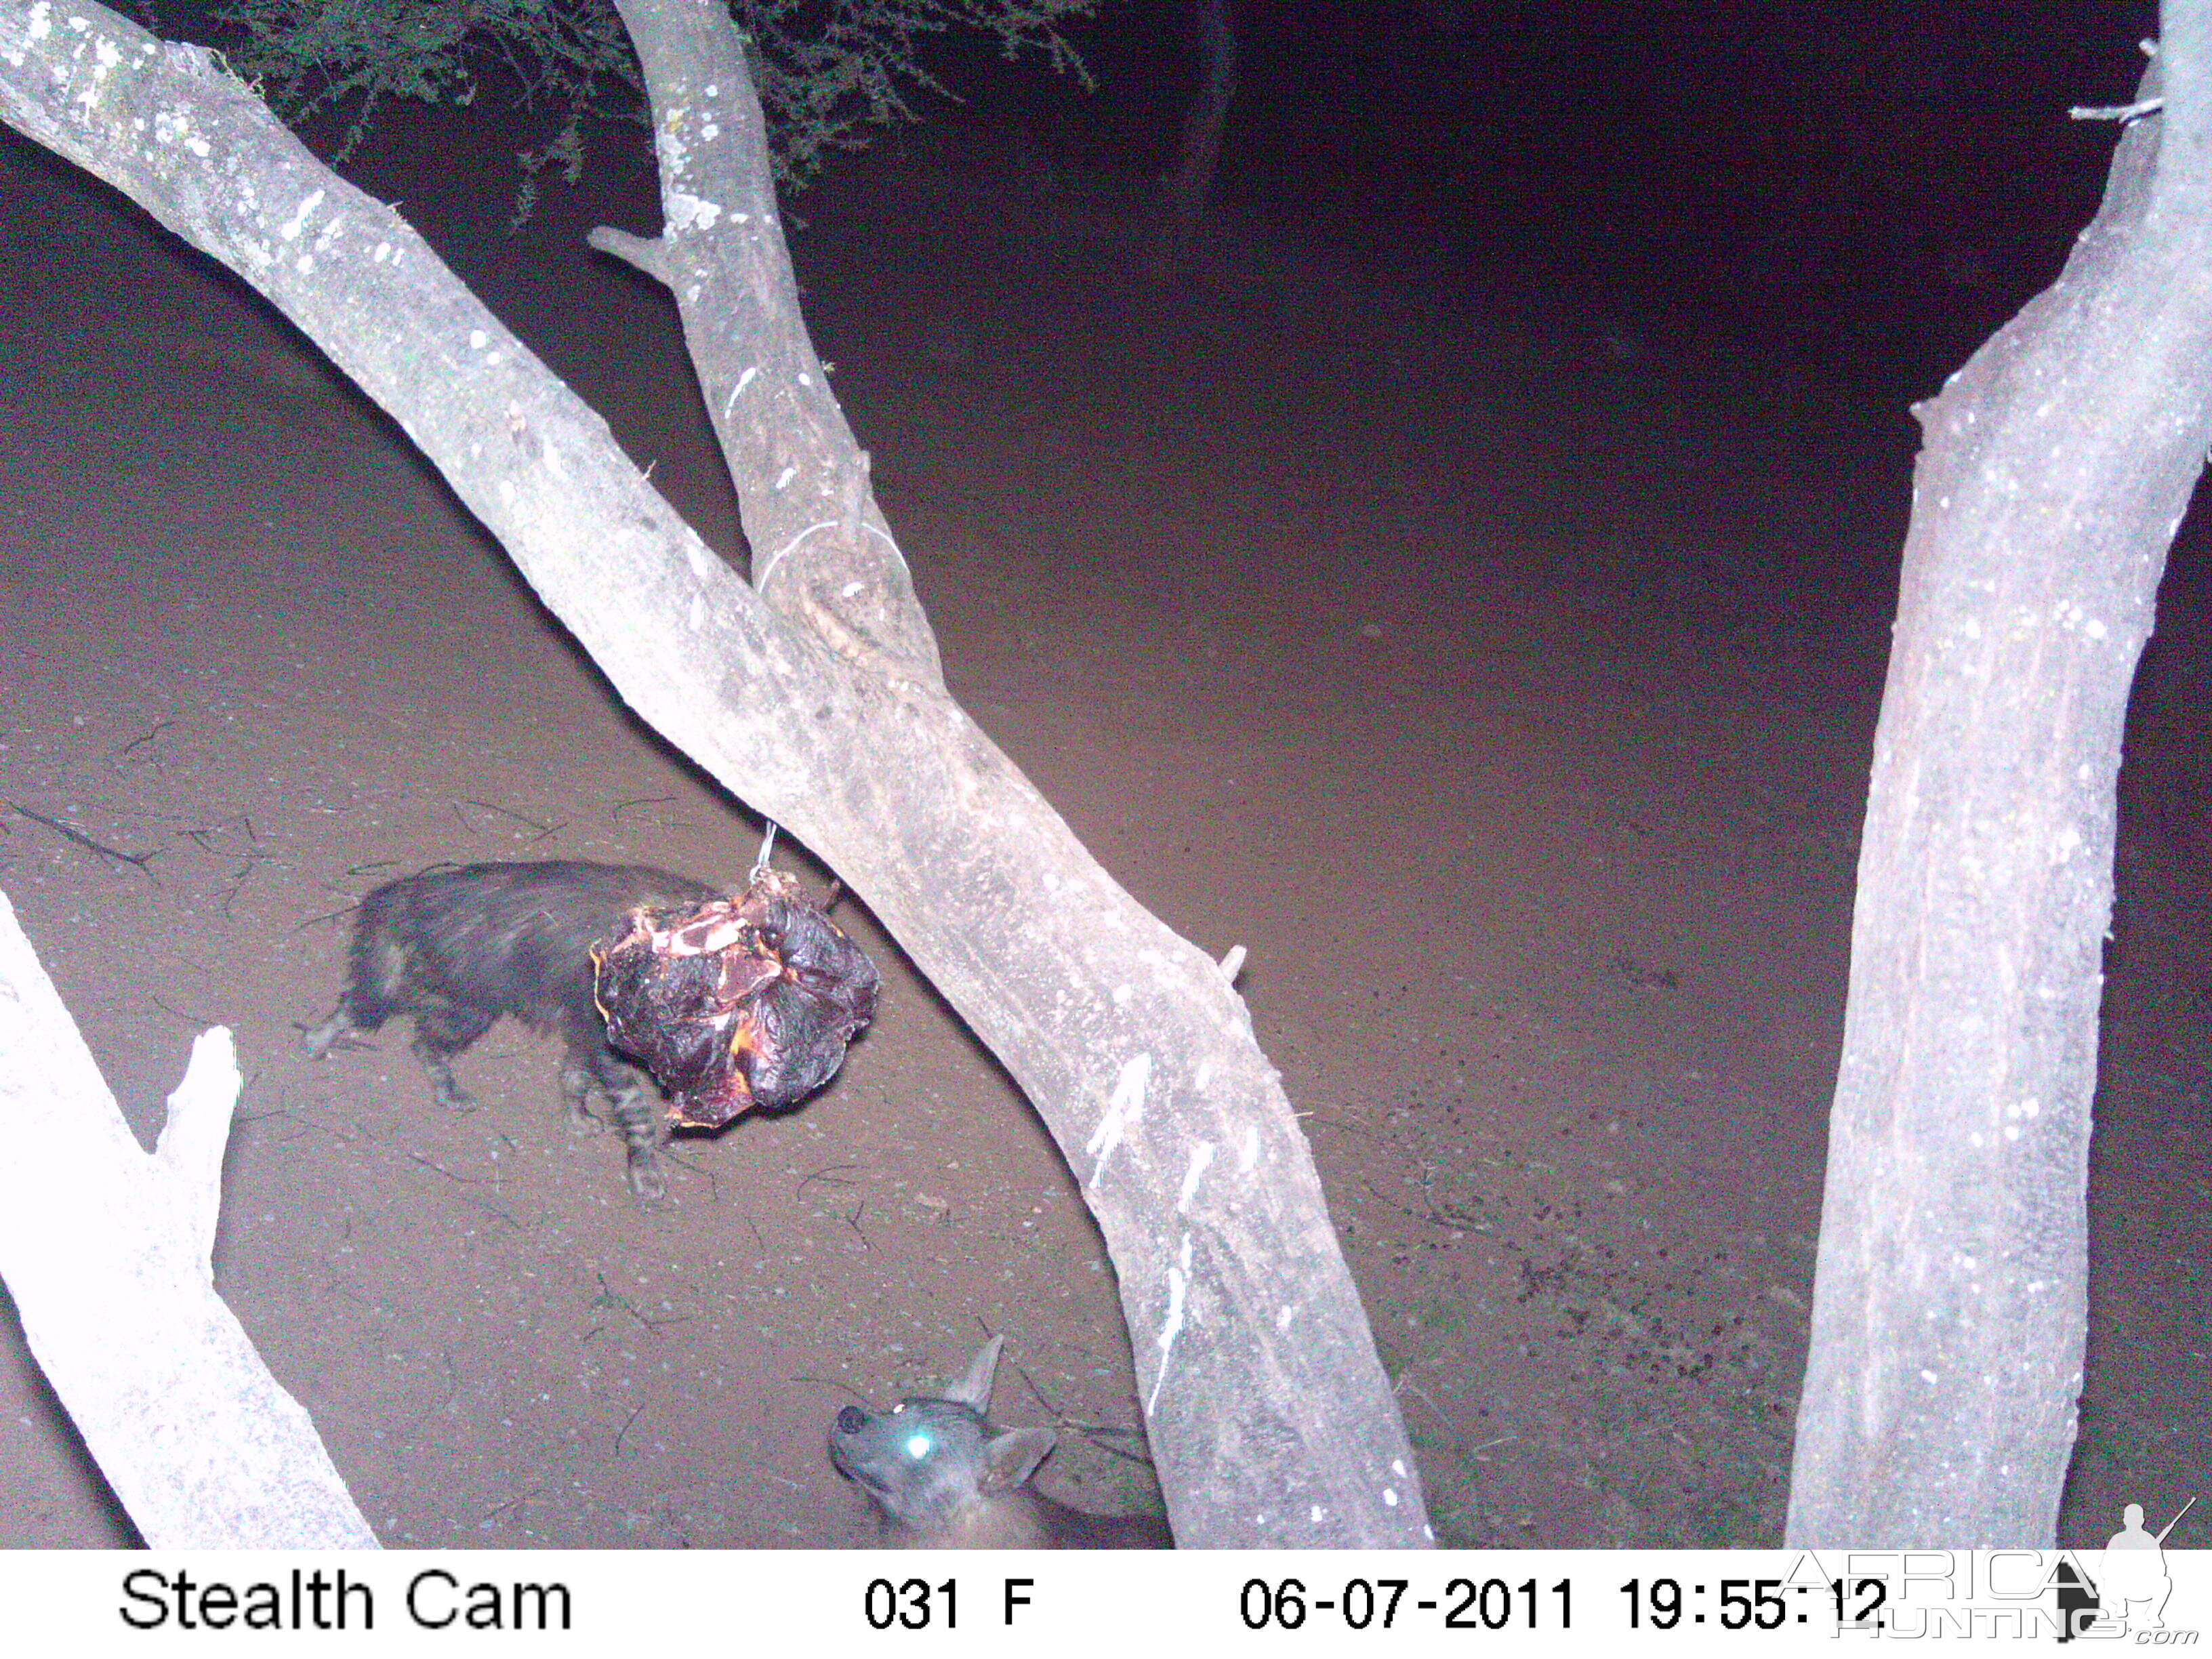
302 859 729 1202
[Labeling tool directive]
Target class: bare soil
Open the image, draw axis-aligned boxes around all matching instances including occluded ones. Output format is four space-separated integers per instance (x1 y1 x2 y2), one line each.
1 115 2204 1550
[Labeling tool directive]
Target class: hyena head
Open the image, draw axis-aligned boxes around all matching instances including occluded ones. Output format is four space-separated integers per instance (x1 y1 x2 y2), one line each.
827 1336 1170 1549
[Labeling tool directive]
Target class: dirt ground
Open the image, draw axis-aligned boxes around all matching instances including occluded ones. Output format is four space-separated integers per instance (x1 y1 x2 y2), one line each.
1 102 2205 1551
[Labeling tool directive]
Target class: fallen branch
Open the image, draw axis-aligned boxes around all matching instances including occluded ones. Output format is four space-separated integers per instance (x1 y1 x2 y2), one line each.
0 888 376 1548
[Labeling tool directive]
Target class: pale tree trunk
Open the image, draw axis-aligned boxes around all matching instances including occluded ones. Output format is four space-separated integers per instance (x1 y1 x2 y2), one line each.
1788 5 2212 1545
1147 0 1237 285
0 0 1431 1546
0 893 377 1548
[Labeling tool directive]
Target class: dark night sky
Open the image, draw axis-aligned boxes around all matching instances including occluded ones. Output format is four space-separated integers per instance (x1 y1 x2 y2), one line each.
920 3 2161 344
159 1 2163 202
955 1 2158 187
141 1 2173 394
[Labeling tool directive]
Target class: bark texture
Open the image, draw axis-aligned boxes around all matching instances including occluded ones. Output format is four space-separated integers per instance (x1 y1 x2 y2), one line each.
1788 12 2212 1546
0 0 1431 1545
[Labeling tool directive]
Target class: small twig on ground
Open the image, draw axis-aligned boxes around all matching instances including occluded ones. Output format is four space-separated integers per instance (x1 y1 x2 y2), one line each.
115 718 174 758
462 1193 525 1232
656 1143 706 1188
407 1151 487 1183
294 899 363 934
588 1271 691 1334
148 993 220 1031
179 812 262 857
1304 1109 1383 1142
1008 1354 1156 1464
1010 1353 1062 1418
219 851 272 918
11 802 159 878
796 1162 861 1201
613 1401 647 1458
460 799 558 836
1393 1370 1468 1444
1078 1427 1160 1469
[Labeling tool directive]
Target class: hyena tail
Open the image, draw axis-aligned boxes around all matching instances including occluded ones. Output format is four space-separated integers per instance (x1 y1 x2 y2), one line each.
302 904 409 1059
340 921 412 1031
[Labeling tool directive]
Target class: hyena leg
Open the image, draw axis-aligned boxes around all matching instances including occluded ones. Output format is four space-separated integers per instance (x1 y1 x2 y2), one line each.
301 1000 355 1059
558 1054 606 1134
409 1000 497 1111
566 1045 670 1202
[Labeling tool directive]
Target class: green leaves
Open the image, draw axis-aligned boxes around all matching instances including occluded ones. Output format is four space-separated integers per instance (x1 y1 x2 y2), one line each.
203 0 1097 209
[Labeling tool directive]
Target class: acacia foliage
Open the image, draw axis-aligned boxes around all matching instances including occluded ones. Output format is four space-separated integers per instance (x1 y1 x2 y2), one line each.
212 0 1095 210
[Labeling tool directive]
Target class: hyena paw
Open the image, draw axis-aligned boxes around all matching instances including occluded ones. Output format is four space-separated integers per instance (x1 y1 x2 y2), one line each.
625 1147 669 1205
558 1065 602 1135
430 1077 478 1112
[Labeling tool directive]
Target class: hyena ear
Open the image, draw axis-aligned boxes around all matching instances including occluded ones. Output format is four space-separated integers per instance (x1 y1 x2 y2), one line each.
947 1335 1006 1413
980 1425 1057 1493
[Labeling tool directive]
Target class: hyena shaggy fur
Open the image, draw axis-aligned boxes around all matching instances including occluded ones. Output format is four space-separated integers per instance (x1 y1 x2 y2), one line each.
302 859 720 1200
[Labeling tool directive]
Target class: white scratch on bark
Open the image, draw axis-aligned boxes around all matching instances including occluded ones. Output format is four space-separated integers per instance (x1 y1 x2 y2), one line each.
1084 1052 1151 1188
1147 1232 1193 1414
754 518 905 587
279 188 325 242
1177 1143 1214 1212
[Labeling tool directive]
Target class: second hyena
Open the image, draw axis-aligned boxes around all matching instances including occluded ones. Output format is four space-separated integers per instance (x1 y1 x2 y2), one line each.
827 1336 1173 1549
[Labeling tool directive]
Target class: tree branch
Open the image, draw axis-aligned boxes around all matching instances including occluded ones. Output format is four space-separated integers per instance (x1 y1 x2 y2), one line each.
1786 0 2212 1544
604 0 939 682
0 0 1432 1545
0 891 376 1548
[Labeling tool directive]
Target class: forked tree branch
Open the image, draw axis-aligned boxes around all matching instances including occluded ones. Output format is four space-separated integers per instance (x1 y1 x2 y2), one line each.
0 0 1430 1544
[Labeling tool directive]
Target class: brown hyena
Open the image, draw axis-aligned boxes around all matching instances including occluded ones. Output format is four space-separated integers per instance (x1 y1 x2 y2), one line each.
828 1336 1173 1549
301 859 721 1200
